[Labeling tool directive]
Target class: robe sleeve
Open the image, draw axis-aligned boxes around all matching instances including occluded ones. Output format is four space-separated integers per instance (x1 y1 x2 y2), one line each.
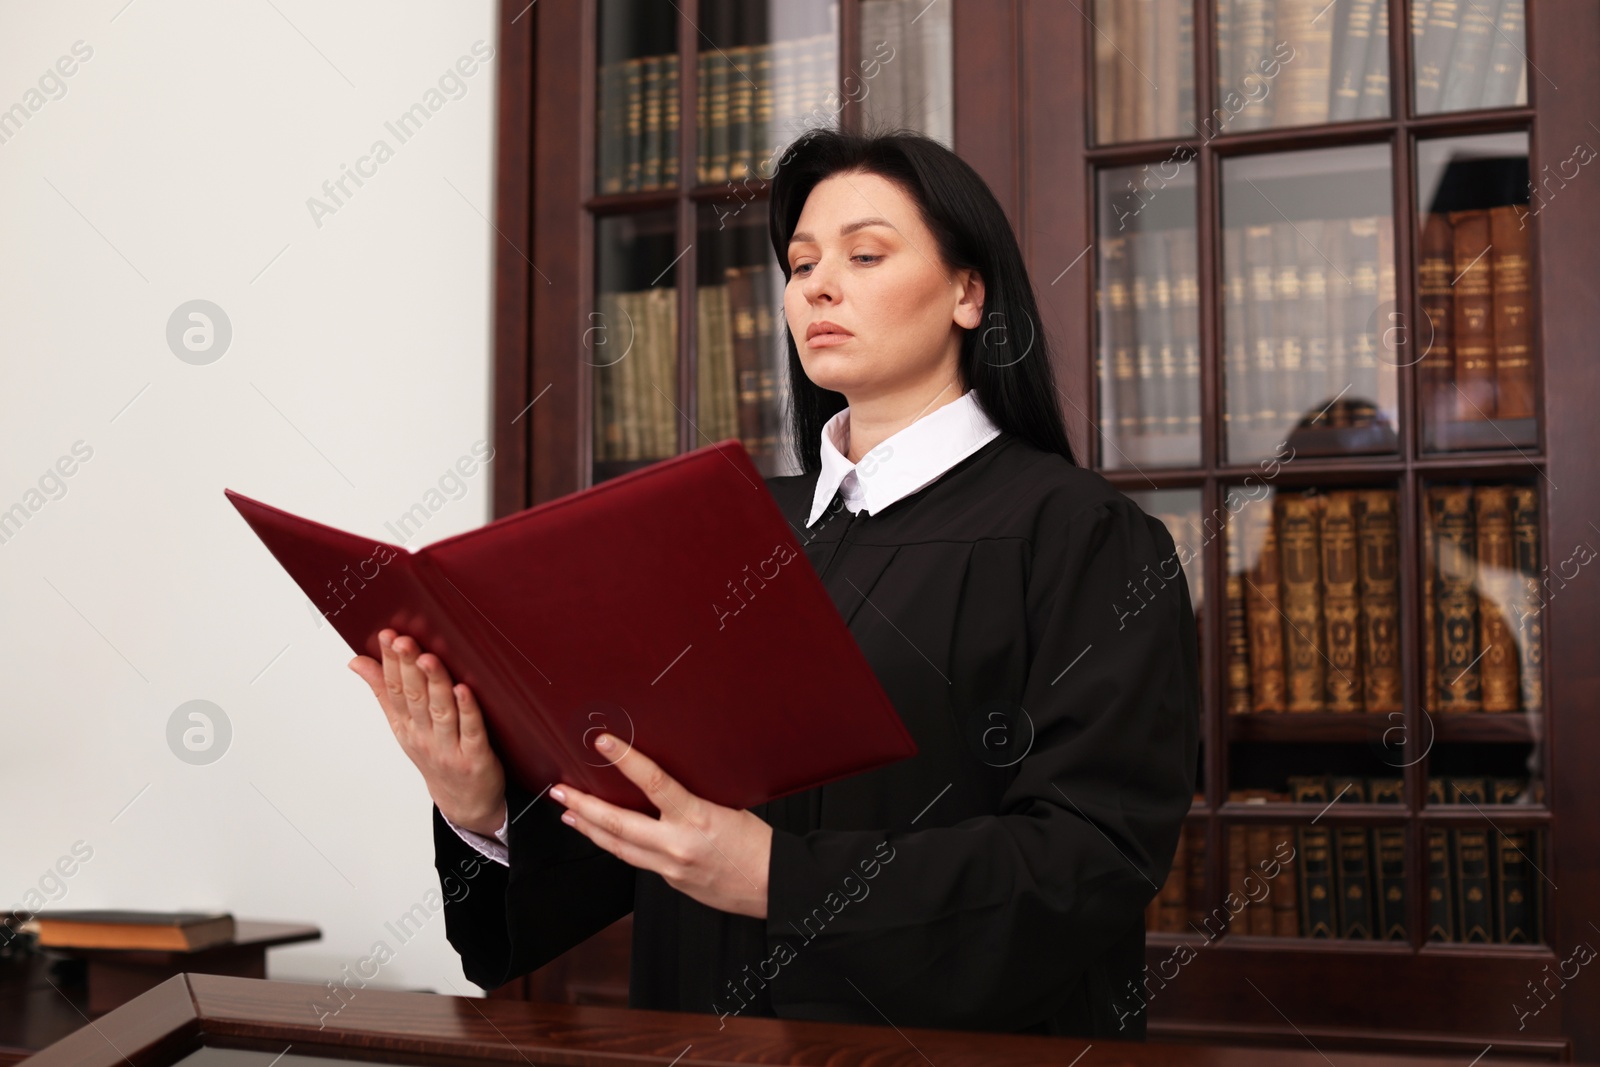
762 493 1200 1030
434 773 636 991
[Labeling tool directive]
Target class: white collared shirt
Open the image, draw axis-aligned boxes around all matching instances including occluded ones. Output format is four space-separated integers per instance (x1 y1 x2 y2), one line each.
806 387 1002 527
447 388 1002 866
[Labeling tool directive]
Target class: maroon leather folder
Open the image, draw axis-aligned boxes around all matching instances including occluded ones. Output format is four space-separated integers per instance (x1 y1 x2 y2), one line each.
225 439 916 815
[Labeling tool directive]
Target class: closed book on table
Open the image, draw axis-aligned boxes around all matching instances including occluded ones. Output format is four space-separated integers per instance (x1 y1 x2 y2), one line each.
24 910 236 952
227 440 917 816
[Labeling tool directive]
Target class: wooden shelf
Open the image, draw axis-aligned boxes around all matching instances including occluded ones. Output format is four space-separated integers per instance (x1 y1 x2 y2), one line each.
1225 711 1538 745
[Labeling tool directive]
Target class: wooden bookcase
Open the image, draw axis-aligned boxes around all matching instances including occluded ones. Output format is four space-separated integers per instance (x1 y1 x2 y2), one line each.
486 0 1600 1059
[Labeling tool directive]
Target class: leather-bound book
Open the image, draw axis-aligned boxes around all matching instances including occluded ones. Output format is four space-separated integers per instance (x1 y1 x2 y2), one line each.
1481 0 1527 108
1450 778 1494 942
1511 487 1544 715
1227 820 1251 935
1226 517 1254 714
1417 213 1456 430
1429 486 1483 711
23 910 235 952
1473 485 1522 712
1277 492 1326 712
1356 490 1403 713
1244 501 1288 713
1319 490 1364 711
1330 778 1375 939
1271 821 1300 937
1246 815 1274 934
1438 0 1498 112
1275 0 1333 126
1413 0 1460 113
1489 205 1536 420
1224 226 1254 435
1171 229 1203 439
1328 0 1379 121
1449 208 1497 419
1132 233 1163 438
1233 0 1275 130
1426 777 1454 940
1423 482 1439 711
1370 778 1408 940
1346 217 1383 417
1491 778 1540 943
1246 223 1280 432
1105 235 1141 440
1291 776 1336 937
1272 220 1308 426
1356 0 1391 119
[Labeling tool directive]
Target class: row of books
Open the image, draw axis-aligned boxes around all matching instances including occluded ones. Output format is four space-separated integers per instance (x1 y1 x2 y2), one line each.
1424 484 1543 714
595 31 838 194
1092 0 1196 143
1217 0 1391 128
1149 777 1542 943
1222 215 1395 440
1418 206 1536 424
1412 0 1529 114
1226 488 1403 714
592 271 783 465
1098 229 1202 445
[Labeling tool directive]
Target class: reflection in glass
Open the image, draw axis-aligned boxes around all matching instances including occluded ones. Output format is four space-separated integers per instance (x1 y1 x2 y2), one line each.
1412 0 1527 115
596 0 678 194
857 0 953 145
591 211 679 482
697 1 840 188
1125 488 1205 613
1415 132 1536 451
696 203 792 477
1221 144 1397 463
1092 0 1195 144
1095 163 1200 469
1214 0 1389 131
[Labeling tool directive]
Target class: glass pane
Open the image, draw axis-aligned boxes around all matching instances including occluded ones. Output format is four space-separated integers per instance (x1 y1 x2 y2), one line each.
597 0 679 194
1225 484 1402 716
698 1 840 188
857 0 953 146
1221 144 1398 463
1412 0 1527 115
1092 0 1195 144
1215 0 1389 131
1146 819 1203 933
1415 132 1536 451
1426 812 1544 945
591 211 679 483
695 203 792 477
1095 165 1200 469
1125 489 1206 614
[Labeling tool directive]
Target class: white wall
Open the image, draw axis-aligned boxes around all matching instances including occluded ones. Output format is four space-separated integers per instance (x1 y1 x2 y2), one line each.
0 0 503 1004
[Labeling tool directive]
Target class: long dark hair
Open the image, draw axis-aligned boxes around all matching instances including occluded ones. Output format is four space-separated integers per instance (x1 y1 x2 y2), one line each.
767 125 1079 473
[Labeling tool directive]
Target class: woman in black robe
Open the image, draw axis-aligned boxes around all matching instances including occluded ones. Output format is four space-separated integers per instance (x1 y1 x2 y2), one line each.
350 127 1200 1038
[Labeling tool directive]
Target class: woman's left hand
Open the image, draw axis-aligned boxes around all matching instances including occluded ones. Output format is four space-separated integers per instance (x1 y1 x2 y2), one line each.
550 732 772 919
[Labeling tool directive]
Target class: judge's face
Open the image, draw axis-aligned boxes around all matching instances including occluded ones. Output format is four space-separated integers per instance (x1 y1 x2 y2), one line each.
783 170 984 404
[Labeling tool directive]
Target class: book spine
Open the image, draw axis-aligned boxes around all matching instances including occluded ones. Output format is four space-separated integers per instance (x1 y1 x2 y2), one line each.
661 54 679 187
1244 499 1288 713
1492 778 1539 942
1426 778 1454 940
727 44 753 181
1449 209 1497 420
1132 233 1163 439
624 57 644 192
1226 520 1254 715
1438 0 1501 112
1473 486 1522 711
1319 490 1364 712
1450 778 1494 942
1228 822 1250 933
1171 229 1203 439
1246 820 1274 934
1107 235 1141 441
1371 779 1408 940
1510 487 1544 715
599 60 622 194
1272 220 1306 434
1356 0 1391 119
1423 481 1439 712
641 54 662 190
1356 489 1403 713
1295 218 1332 418
1413 0 1460 113
696 50 711 186
1224 225 1254 436
709 46 729 184
1488 205 1536 420
1292 777 1336 937
1279 492 1327 712
1245 223 1279 432
1346 217 1382 414
1329 0 1378 120
1417 212 1457 430
1430 486 1483 711
1278 0 1334 126
1234 0 1273 130
752 43 773 173
1480 0 1527 108
1271 824 1299 936
1093 0 1117 142
1331 778 1374 938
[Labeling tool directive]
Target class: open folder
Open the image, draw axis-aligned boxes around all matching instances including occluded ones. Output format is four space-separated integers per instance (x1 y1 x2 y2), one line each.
225 439 916 815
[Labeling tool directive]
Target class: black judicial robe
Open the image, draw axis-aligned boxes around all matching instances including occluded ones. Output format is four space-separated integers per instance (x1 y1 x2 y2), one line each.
431 430 1200 1037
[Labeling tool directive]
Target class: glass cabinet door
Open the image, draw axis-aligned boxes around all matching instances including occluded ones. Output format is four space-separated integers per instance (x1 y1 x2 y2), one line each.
1411 0 1528 115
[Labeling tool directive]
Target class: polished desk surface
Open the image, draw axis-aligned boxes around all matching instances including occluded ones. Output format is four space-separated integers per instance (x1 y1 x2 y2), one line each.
21 971 1580 1067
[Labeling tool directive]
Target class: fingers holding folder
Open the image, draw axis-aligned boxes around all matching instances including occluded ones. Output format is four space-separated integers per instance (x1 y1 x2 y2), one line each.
348 628 508 838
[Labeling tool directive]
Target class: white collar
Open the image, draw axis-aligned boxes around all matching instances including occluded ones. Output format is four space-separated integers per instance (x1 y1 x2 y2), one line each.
806 388 1002 527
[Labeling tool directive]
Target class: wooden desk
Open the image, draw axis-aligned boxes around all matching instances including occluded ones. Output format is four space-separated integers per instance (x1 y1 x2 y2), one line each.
19 972 1585 1066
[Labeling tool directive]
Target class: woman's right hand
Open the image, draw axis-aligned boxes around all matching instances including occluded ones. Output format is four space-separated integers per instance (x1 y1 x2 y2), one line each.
348 628 508 836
